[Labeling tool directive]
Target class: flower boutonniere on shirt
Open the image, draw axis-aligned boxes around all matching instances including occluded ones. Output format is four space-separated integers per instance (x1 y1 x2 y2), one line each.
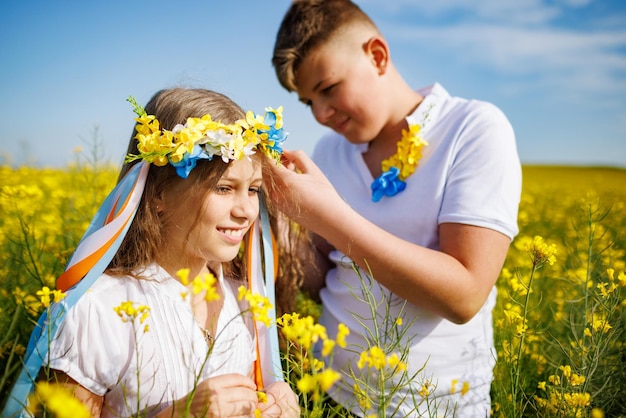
371 110 430 202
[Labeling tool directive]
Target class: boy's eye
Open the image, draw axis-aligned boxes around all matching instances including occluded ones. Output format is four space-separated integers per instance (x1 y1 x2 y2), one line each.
322 84 336 95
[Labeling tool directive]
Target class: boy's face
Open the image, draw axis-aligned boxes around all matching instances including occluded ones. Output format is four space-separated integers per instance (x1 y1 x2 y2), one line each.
294 29 389 144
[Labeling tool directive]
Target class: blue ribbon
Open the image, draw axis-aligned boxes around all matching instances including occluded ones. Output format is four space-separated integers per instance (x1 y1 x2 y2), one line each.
2 162 146 418
371 166 406 202
259 197 284 382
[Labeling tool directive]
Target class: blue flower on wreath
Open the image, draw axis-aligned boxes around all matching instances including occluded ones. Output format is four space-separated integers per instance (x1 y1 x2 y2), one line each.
261 111 288 154
371 166 406 202
171 145 212 179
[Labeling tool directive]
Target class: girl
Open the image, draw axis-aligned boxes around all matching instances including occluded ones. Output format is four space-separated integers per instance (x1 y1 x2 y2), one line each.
11 88 302 417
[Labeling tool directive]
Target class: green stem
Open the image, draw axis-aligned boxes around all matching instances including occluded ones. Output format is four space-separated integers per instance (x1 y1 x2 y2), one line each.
512 263 537 416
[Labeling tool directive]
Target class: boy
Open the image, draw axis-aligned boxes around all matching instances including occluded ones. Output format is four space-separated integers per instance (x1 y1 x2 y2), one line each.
270 0 521 416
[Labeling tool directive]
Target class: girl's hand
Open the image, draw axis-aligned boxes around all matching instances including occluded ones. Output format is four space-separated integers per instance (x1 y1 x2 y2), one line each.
163 373 259 418
258 381 300 418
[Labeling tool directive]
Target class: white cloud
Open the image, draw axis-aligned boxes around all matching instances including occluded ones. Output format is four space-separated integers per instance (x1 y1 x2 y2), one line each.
385 23 626 100
360 0 561 25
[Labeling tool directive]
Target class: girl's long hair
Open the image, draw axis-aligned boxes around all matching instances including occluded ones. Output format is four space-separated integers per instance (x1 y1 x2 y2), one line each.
108 87 309 314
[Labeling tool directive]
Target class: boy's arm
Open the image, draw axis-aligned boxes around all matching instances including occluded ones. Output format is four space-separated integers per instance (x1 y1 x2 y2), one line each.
271 150 510 324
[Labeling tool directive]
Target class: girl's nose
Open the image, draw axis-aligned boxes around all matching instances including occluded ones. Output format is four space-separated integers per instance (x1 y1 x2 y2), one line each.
232 193 259 221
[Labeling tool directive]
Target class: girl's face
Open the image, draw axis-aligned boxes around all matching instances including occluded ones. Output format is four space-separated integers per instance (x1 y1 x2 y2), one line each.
164 158 263 268
294 28 389 144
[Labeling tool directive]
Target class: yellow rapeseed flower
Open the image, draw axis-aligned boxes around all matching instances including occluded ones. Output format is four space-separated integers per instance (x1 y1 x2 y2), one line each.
591 408 605 418
387 353 407 372
36 286 66 308
563 392 591 407
418 381 431 397
238 286 273 327
297 374 317 394
606 268 615 281
354 383 372 410
13 287 43 316
113 301 150 332
357 346 386 370
461 381 470 396
176 268 190 285
277 313 328 350
176 270 221 302
548 375 561 385
317 368 341 392
516 235 558 268
596 281 618 297
569 373 585 386
336 323 349 348
27 382 90 418
451 379 459 394
321 339 335 357
590 313 612 334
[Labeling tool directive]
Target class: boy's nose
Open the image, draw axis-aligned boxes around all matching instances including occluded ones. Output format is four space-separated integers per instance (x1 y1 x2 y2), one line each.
312 101 334 126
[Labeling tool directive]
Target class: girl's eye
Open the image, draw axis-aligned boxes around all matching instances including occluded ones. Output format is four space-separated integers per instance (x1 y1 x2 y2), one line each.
249 186 261 194
215 186 231 194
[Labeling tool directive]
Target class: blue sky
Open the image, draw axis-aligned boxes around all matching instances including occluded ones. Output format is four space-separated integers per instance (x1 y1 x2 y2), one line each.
1 0 625 168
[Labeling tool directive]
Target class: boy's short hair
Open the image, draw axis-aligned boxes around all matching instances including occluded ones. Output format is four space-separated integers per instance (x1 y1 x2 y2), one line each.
272 0 378 92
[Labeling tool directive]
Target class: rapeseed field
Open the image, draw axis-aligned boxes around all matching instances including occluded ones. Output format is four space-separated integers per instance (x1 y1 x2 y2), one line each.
0 163 624 417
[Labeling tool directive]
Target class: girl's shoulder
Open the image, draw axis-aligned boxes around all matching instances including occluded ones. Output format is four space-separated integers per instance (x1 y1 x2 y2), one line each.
66 265 174 313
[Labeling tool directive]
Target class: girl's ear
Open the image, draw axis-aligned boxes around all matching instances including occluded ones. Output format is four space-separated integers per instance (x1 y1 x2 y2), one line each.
154 193 165 214
364 36 389 75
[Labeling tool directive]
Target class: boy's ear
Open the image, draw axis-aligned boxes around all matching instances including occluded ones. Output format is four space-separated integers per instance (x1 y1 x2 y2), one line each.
364 36 389 75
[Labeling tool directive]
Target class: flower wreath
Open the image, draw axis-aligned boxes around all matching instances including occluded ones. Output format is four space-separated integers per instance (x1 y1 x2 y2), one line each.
125 96 287 179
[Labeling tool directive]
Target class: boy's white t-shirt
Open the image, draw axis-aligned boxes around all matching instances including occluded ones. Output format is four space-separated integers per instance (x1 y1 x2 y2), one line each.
46 264 255 418
312 83 521 417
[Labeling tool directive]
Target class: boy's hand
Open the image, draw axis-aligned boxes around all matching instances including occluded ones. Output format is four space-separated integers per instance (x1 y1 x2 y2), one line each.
269 149 343 229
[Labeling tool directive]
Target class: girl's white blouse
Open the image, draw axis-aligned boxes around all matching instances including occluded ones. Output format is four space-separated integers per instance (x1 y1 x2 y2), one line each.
46 264 255 417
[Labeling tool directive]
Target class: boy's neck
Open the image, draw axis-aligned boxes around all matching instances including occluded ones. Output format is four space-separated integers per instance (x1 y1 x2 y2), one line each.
374 85 423 147
362 80 423 177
